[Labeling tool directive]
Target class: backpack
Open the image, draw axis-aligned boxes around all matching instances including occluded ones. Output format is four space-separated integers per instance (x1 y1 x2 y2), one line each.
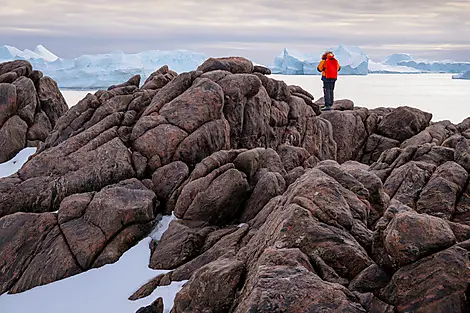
325 58 339 79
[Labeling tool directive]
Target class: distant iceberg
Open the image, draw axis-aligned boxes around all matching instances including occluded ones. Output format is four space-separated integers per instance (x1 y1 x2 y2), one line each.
452 70 470 80
271 45 369 75
0 45 207 88
271 47 470 75
382 53 414 66
0 45 58 62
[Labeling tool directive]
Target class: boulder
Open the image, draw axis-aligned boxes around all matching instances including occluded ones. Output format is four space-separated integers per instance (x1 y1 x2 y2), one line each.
380 246 470 312
197 57 254 74
377 106 432 142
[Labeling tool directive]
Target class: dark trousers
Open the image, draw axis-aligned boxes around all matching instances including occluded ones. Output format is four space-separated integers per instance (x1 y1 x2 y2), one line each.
322 78 336 107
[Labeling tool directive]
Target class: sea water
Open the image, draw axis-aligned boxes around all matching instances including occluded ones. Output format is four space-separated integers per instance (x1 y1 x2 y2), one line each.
60 74 470 123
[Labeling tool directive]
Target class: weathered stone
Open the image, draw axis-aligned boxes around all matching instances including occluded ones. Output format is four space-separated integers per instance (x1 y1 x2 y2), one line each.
383 211 456 267
380 246 470 313
13 76 38 125
0 83 17 126
416 161 468 219
152 161 189 202
197 57 254 74
377 106 432 142
172 257 245 313
0 115 28 163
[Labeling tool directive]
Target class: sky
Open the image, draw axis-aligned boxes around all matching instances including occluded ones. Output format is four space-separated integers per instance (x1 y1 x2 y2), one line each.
1 0 470 64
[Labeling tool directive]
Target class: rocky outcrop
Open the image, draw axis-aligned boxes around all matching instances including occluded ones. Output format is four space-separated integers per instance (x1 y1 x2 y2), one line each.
0 60 68 163
2 56 470 313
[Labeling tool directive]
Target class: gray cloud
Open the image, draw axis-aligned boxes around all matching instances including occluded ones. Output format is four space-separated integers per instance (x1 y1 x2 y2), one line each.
1 0 469 63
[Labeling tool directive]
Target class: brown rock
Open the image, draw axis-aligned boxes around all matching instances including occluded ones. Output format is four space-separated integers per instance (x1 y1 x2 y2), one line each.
37 76 69 127
380 246 470 312
384 211 456 267
253 65 271 75
348 264 391 293
152 161 189 201
240 171 286 222
149 220 211 269
0 60 32 76
9 225 82 294
321 110 367 163
13 76 38 125
0 71 18 84
355 293 395 313
233 248 366 313
0 115 28 163
384 161 436 209
0 83 17 126
108 74 141 90
136 297 164 313
177 168 250 225
417 161 468 219
0 212 57 295
160 78 224 133
360 133 400 164
197 57 254 74
58 179 155 269
332 99 354 110
173 119 230 167
377 106 432 142
27 110 52 142
129 274 164 301
172 257 245 313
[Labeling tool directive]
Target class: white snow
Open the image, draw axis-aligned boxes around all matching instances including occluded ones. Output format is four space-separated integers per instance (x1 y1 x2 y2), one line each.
0 147 36 178
150 213 177 241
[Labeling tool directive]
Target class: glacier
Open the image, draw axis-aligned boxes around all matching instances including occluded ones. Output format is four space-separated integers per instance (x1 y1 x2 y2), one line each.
0 45 207 89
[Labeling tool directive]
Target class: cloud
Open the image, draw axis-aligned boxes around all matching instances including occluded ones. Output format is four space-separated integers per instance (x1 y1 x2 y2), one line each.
1 0 469 62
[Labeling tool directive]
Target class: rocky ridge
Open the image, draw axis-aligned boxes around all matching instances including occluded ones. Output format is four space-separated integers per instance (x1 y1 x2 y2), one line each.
0 60 68 163
1 57 470 313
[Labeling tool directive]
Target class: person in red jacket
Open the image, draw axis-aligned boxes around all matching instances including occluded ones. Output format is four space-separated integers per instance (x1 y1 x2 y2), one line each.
317 51 341 111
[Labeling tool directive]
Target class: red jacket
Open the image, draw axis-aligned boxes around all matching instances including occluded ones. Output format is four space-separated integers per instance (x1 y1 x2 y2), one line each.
317 54 341 79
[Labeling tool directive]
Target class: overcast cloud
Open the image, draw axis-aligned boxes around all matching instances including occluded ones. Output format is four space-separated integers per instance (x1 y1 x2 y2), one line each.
1 0 469 63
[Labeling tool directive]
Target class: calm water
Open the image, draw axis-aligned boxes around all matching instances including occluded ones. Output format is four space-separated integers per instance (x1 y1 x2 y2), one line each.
61 74 470 124
272 74 470 123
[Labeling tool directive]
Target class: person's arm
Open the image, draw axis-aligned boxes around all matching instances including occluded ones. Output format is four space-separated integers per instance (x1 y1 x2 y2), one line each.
317 60 325 72
337 62 341 72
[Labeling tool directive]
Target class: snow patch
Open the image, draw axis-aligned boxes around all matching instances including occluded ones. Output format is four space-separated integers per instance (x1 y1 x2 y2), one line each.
0 147 36 178
150 213 177 241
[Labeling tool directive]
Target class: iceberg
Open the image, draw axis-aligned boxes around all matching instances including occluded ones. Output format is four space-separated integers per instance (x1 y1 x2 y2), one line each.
0 45 57 62
271 47 470 75
382 53 470 73
368 60 421 74
383 53 414 66
271 45 369 75
453 70 470 80
0 45 207 88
